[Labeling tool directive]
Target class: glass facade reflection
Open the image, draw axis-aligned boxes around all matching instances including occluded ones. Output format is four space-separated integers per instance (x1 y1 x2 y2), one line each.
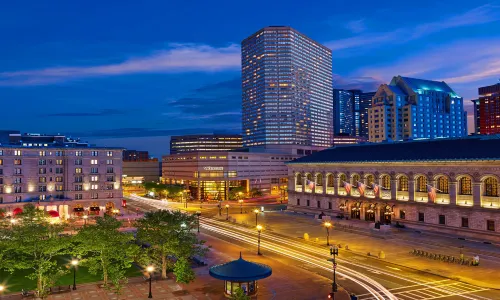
241 26 333 147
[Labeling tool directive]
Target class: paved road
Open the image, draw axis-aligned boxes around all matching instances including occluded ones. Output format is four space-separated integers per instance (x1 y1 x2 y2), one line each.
127 195 500 300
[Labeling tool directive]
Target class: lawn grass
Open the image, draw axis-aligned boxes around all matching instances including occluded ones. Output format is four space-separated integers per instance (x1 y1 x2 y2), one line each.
0 256 142 294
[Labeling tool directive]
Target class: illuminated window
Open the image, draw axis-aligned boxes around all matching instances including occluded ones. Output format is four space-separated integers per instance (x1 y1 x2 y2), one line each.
366 175 374 187
416 176 427 192
14 150 22 156
91 159 98 165
437 176 449 193
75 151 83 156
382 175 391 189
91 184 98 190
56 159 63 165
398 176 408 191
459 177 472 195
484 177 498 197
75 168 82 174
352 174 360 185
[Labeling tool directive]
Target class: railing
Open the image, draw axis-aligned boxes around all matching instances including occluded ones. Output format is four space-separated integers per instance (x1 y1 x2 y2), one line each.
364 189 375 198
482 196 500 209
351 188 360 197
326 187 335 195
295 186 302 192
381 190 391 200
338 187 347 196
456 195 473 207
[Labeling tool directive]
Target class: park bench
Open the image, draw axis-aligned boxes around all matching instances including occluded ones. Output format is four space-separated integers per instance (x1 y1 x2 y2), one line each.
50 285 71 293
21 289 35 298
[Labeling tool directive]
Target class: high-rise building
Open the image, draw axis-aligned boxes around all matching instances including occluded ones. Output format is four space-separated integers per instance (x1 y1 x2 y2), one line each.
474 83 500 135
241 26 333 149
471 99 481 134
123 150 149 161
170 134 242 155
333 89 374 138
368 76 467 142
333 89 353 135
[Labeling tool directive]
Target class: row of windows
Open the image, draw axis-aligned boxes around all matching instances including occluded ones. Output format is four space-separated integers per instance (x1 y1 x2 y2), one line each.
0 150 115 157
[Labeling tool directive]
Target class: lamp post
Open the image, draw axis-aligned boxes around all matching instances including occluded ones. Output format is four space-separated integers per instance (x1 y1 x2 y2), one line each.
323 222 332 246
238 199 244 214
147 266 154 298
184 189 190 209
218 200 222 216
10 218 16 228
83 215 88 226
71 259 79 290
253 209 259 226
329 245 339 298
256 224 263 255
225 204 229 220
195 211 201 233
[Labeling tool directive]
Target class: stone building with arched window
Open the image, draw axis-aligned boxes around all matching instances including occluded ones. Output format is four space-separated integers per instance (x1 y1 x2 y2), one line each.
287 136 500 241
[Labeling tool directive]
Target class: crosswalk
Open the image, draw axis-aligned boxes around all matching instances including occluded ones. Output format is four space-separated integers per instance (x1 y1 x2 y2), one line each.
357 279 490 300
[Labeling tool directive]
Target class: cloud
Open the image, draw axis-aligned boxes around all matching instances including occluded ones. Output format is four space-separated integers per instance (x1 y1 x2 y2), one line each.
326 4 500 51
345 19 366 34
75 127 218 139
333 74 382 91
42 108 127 117
0 43 241 86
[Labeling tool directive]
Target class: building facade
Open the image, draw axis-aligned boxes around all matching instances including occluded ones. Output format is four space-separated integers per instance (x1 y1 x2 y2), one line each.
368 76 467 142
286 137 500 241
170 134 242 155
333 89 353 135
0 143 123 219
241 26 333 148
123 159 160 183
162 150 297 201
474 83 500 135
123 150 149 161
332 134 367 146
358 91 376 138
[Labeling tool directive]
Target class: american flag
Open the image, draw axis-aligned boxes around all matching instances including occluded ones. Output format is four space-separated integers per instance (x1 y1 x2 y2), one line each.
343 181 352 194
357 181 366 196
427 185 437 202
307 180 315 190
372 183 380 197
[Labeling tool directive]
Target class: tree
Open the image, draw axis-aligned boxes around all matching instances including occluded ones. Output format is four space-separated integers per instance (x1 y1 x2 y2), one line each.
230 288 251 300
173 257 195 284
0 204 71 298
250 188 263 198
136 210 207 280
228 187 246 200
72 216 142 293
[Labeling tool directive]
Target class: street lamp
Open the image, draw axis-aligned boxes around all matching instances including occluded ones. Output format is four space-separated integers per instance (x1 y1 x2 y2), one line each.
323 222 332 246
329 245 339 297
238 199 244 214
0 284 4 299
253 209 259 226
146 265 154 298
10 219 16 228
195 211 201 233
83 215 88 226
225 204 229 220
256 225 263 255
71 259 79 290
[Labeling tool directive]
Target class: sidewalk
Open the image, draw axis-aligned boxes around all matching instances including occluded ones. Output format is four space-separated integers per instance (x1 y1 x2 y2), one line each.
228 210 500 289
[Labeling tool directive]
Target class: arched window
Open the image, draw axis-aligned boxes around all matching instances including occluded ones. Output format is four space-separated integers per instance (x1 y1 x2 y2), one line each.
306 173 313 182
459 177 472 195
381 175 391 189
339 173 347 183
296 174 302 186
352 174 360 185
398 176 409 191
316 173 323 186
437 176 449 194
484 177 498 197
366 175 375 187
327 174 334 187
416 176 427 192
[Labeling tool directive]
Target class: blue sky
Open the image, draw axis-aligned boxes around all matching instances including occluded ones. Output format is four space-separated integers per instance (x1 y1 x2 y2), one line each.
1 0 499 156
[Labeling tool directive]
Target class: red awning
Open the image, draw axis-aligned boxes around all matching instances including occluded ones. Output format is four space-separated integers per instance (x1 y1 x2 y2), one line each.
12 208 23 215
48 210 59 218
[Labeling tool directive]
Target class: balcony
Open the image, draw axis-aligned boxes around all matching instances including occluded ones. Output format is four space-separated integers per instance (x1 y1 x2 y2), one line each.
396 191 409 201
326 187 334 195
351 188 360 197
381 190 391 200
415 192 428 203
315 186 323 194
364 189 375 199
457 194 473 207
435 193 450 205
482 196 500 209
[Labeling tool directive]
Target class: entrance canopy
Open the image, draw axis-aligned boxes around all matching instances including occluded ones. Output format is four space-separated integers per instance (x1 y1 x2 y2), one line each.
209 253 272 282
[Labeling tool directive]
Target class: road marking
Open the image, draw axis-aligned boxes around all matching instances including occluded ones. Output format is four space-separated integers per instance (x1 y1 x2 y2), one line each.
385 266 401 271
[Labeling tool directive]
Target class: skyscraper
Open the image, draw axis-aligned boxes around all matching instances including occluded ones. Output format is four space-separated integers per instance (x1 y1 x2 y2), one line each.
333 89 353 135
358 91 376 138
368 76 467 142
241 26 333 148
473 82 500 135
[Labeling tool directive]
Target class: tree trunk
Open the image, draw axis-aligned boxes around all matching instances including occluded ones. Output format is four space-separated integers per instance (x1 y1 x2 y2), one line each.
161 256 167 279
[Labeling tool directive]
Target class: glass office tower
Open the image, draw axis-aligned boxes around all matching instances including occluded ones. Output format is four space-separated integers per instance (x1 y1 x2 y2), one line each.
241 26 333 148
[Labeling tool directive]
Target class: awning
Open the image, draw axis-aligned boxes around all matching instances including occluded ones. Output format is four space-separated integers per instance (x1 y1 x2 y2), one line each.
13 207 23 216
47 210 59 218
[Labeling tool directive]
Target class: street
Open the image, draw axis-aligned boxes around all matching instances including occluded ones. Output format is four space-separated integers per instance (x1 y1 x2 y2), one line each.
127 195 500 300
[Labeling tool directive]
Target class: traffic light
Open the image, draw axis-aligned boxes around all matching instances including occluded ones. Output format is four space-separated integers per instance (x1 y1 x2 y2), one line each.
328 292 334 299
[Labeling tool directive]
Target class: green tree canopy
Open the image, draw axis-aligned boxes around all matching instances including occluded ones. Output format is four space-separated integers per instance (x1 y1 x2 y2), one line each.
0 204 71 298
72 216 142 293
230 288 251 300
135 210 207 280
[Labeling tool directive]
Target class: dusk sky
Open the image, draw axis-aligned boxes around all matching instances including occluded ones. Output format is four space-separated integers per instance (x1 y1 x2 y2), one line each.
1 0 499 156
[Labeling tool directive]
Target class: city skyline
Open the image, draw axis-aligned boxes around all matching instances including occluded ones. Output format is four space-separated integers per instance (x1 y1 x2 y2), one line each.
1 0 500 155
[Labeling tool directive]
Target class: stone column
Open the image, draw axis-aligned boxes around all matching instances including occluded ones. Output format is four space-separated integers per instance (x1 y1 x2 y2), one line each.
449 181 457 205
302 175 307 194
473 182 481 207
391 179 398 200
375 207 381 222
323 172 327 195
408 180 415 201
312 173 316 194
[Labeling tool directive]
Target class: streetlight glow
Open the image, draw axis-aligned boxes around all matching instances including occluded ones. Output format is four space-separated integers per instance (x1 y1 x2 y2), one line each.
146 266 154 273
71 259 79 266
256 224 263 231
0 285 4 291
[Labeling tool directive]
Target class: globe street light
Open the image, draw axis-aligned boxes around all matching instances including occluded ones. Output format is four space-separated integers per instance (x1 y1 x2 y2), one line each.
256 225 263 255
10 218 16 228
195 211 201 233
238 199 244 214
225 204 230 220
330 245 339 296
253 209 259 226
71 259 79 290
323 222 332 246
147 265 154 298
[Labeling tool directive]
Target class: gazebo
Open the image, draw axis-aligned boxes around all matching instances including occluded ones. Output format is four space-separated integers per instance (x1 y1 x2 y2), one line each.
209 253 272 297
